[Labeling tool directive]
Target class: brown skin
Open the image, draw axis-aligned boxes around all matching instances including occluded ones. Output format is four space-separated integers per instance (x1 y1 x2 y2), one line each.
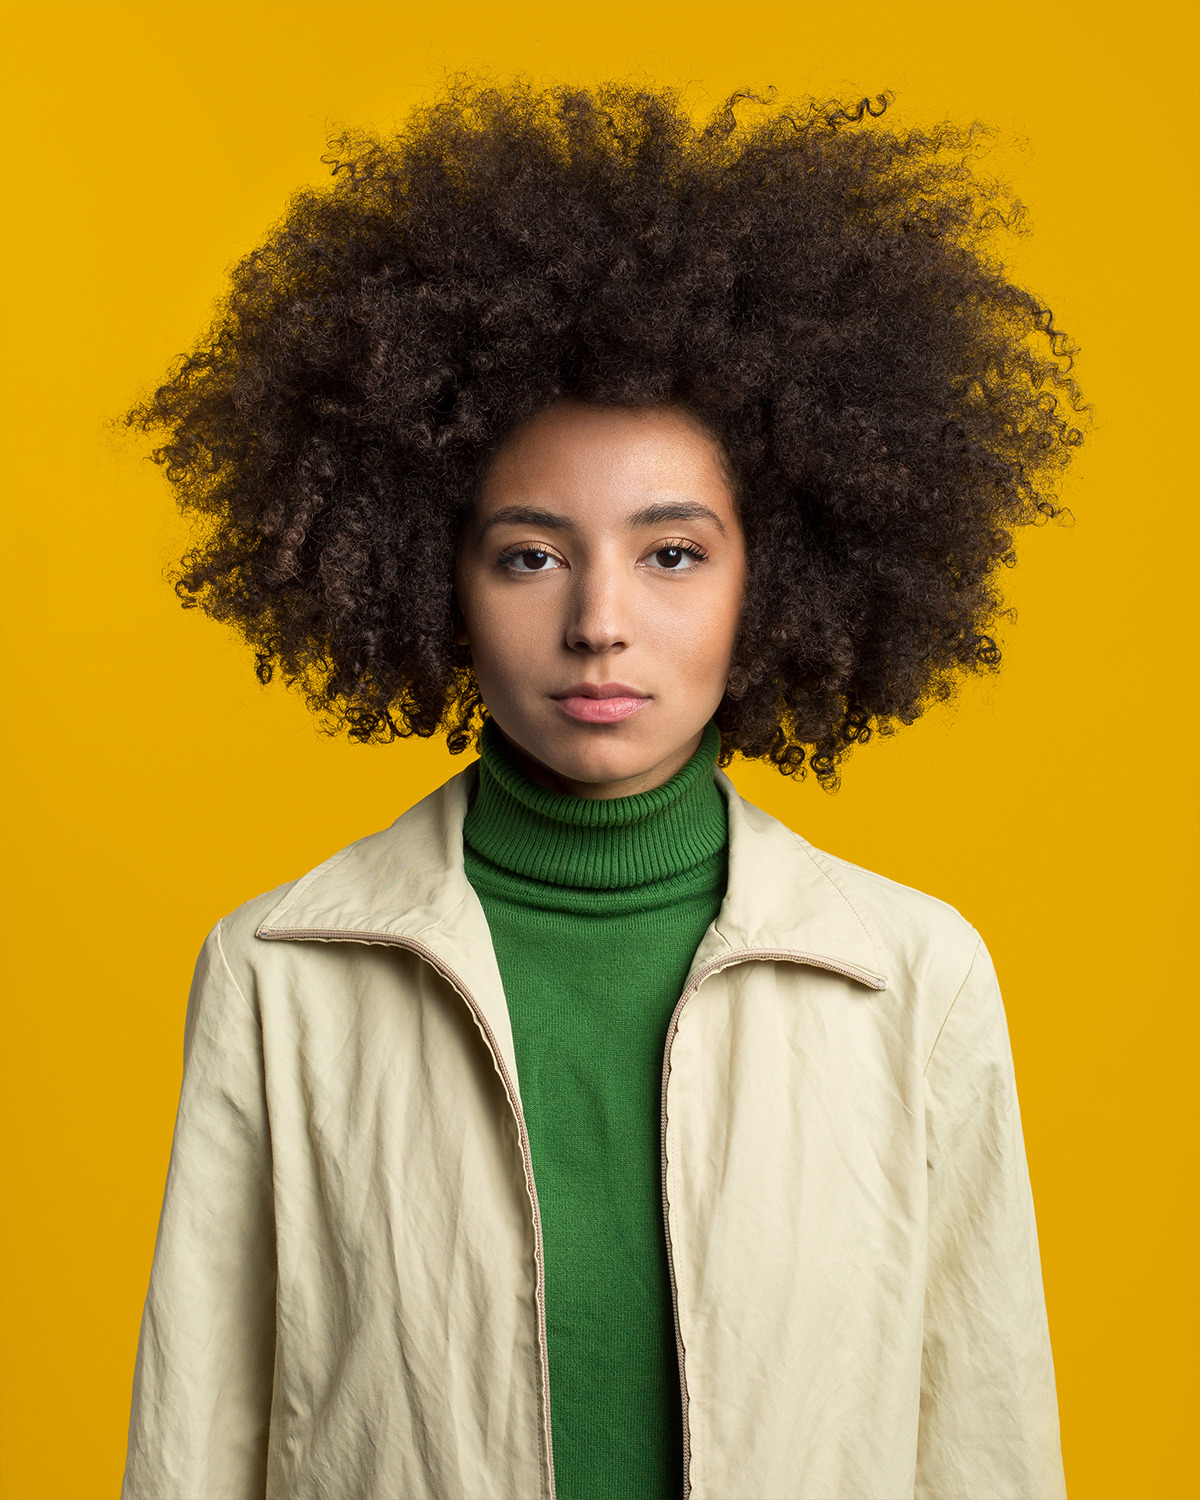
453 401 748 799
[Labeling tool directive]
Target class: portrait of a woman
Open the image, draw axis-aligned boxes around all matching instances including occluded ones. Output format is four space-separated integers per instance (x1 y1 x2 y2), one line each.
115 79 1086 1500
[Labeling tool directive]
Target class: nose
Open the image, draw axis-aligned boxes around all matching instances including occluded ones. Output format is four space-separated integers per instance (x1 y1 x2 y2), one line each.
564 558 630 654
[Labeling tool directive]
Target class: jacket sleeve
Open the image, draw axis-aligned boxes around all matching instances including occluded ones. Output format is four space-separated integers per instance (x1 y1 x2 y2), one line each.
916 935 1067 1500
122 920 276 1500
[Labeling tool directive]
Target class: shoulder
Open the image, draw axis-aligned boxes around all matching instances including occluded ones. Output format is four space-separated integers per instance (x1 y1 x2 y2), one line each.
726 780 984 997
805 837 980 951
213 878 300 959
807 834 985 996
200 763 478 977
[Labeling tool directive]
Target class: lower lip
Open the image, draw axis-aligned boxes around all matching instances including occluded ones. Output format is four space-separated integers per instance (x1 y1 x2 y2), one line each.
554 695 651 724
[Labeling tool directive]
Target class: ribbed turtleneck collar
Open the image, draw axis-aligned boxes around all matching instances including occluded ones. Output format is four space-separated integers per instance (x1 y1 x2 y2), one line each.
463 718 727 893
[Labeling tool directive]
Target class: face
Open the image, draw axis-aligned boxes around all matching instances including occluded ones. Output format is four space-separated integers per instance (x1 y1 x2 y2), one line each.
453 400 747 799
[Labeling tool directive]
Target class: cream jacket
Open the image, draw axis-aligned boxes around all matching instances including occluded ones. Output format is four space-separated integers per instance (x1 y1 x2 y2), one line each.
122 765 1067 1500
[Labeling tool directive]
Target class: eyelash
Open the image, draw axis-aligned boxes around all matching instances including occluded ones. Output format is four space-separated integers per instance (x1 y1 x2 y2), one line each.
496 539 710 573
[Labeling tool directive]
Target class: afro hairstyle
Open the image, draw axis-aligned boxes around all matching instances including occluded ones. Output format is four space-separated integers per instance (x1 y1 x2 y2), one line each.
127 79 1086 786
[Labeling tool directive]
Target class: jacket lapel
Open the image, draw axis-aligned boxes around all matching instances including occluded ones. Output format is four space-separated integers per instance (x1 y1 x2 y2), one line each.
254 765 523 1089
254 762 888 1090
693 770 889 989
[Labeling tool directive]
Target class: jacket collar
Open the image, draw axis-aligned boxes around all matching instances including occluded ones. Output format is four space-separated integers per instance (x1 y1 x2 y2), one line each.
256 763 888 1091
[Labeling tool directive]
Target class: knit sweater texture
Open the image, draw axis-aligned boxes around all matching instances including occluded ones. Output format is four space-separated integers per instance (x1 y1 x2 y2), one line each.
462 719 728 1500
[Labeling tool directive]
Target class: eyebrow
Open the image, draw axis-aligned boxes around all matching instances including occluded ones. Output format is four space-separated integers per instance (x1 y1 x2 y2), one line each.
478 501 727 536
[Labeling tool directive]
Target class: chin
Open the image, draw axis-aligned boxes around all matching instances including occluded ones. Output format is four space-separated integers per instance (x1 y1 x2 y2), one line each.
543 725 675 786
557 748 649 786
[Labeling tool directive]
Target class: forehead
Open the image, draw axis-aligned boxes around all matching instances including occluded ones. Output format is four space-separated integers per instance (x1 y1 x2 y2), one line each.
477 401 736 514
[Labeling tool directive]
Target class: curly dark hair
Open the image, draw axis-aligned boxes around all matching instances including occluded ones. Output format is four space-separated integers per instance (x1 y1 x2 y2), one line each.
127 78 1086 785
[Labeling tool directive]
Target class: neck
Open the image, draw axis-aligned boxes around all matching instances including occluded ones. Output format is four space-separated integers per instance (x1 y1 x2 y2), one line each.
463 717 727 893
497 725 708 800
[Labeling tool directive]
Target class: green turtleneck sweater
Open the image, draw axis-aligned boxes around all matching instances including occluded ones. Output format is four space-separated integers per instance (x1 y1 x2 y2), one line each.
462 719 728 1500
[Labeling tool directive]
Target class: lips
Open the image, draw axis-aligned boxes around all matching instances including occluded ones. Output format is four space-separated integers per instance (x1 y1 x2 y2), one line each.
551 683 651 725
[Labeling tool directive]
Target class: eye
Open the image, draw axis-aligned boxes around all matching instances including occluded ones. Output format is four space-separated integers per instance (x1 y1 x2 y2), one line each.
498 546 566 573
641 541 708 571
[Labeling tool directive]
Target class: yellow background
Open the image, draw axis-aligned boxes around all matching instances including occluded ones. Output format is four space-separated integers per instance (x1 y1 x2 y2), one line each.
1 2 1197 1496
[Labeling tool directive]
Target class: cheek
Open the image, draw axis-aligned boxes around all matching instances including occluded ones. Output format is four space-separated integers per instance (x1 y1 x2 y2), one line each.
663 569 745 672
461 578 558 673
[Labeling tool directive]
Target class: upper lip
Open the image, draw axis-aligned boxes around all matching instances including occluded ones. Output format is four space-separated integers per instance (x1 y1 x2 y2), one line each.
551 682 650 699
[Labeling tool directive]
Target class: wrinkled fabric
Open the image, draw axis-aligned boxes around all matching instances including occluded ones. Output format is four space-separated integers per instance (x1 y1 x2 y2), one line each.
122 765 1067 1500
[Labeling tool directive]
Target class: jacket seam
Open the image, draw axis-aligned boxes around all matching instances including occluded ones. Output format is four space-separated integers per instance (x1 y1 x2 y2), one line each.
215 919 264 1031
922 933 983 1075
808 843 971 929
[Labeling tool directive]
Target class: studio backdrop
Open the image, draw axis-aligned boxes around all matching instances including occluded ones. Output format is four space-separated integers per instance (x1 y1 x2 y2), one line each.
0 3 1196 1498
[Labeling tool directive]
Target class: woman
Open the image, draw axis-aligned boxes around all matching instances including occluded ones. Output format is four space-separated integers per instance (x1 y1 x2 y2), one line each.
122 81 1083 1500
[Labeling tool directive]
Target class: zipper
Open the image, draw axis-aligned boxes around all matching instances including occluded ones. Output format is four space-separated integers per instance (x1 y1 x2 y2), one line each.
659 947 888 1500
256 926 558 1500
262 926 886 1500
